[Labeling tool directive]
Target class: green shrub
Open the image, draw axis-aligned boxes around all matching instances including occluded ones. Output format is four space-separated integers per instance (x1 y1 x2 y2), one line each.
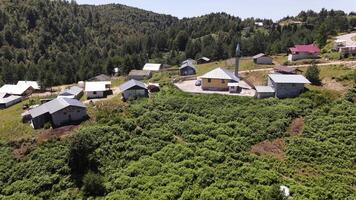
82 171 105 197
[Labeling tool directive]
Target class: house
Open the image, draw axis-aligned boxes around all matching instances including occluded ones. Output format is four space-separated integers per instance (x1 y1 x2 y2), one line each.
119 79 148 101
88 74 111 82
0 93 22 109
273 65 297 74
252 53 273 65
179 60 196 76
58 86 84 100
288 44 320 61
17 81 40 91
85 81 112 99
200 68 239 91
128 70 152 80
29 98 87 129
143 63 162 72
197 57 210 64
0 84 34 96
339 46 356 57
255 86 275 99
268 74 310 98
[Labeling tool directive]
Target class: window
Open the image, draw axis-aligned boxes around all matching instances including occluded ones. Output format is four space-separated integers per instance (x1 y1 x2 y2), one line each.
208 79 211 83
93 91 97 95
221 80 225 84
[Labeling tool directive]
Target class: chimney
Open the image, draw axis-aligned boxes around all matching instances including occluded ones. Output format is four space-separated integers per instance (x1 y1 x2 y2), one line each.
235 43 241 77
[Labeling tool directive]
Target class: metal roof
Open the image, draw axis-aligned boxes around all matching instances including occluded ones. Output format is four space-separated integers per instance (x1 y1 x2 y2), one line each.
252 53 267 59
29 98 86 118
0 95 22 104
268 74 311 84
255 86 275 93
198 57 210 61
273 65 296 74
200 67 239 82
59 86 83 97
17 81 40 90
143 63 162 71
129 70 152 76
289 44 320 53
88 74 111 81
0 84 33 95
120 79 147 92
179 61 196 70
85 81 111 92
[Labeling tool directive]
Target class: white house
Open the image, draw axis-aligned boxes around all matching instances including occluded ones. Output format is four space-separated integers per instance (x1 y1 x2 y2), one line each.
288 44 320 61
29 98 87 129
143 63 162 72
85 81 112 99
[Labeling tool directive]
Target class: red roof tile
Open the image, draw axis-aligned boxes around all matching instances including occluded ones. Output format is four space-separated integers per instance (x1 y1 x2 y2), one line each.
289 44 320 53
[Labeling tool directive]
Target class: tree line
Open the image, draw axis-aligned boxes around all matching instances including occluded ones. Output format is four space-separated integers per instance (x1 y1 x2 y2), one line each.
0 0 355 88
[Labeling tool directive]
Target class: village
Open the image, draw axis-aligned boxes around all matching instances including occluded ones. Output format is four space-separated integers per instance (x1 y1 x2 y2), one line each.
0 33 355 132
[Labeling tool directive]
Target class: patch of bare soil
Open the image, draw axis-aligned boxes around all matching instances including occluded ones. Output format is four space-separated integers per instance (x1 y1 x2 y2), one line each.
250 138 285 160
174 135 186 144
287 117 304 136
322 78 348 93
10 138 37 160
38 125 79 143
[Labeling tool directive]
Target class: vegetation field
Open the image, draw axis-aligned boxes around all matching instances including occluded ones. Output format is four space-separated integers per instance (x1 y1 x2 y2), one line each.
0 85 355 199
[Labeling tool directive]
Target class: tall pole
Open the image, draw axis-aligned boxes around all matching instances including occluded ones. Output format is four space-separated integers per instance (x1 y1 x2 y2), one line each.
235 43 241 77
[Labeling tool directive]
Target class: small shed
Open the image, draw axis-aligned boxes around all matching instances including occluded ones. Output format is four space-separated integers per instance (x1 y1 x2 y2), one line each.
179 61 196 76
85 81 112 99
253 53 273 65
128 70 152 80
268 74 311 98
182 58 197 65
119 79 148 101
273 65 297 74
58 86 84 100
143 63 162 72
255 86 275 99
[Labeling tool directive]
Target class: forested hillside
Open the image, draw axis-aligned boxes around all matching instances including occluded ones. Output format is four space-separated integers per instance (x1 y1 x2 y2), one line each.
0 88 355 199
0 0 355 87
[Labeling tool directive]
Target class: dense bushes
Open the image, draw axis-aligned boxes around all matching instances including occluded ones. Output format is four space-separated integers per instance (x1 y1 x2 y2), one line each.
0 89 354 199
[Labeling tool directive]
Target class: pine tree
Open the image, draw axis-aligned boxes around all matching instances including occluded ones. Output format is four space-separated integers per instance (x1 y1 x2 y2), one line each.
305 61 321 85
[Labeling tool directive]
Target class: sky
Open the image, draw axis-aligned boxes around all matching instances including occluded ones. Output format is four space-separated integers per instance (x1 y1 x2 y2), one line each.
76 0 356 21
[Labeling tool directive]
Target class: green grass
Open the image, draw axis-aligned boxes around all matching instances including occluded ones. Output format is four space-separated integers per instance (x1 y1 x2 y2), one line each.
0 100 38 142
111 76 127 87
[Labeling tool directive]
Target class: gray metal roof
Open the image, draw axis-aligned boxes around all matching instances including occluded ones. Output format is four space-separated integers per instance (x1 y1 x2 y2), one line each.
268 74 311 84
0 95 22 104
29 98 86 118
59 86 83 96
129 70 152 76
120 79 147 92
252 53 267 59
200 67 239 82
88 74 111 81
255 86 275 93
179 61 196 70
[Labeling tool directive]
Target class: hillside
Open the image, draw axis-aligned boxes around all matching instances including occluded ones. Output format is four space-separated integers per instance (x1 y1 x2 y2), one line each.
0 88 355 199
0 1 355 88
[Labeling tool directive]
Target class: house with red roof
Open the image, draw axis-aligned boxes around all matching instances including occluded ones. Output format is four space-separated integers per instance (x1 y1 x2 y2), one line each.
288 44 320 61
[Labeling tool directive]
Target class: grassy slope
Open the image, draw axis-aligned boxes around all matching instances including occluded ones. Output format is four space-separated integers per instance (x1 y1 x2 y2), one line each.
0 100 37 141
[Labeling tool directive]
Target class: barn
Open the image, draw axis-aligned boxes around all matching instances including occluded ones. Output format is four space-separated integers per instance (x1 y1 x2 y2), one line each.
268 74 310 98
0 93 22 109
29 98 87 129
179 61 196 76
252 53 273 65
128 70 152 80
119 79 148 101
